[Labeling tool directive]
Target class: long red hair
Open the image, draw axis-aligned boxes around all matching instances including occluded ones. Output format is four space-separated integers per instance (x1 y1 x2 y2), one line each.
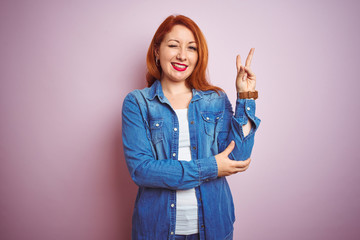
146 15 223 94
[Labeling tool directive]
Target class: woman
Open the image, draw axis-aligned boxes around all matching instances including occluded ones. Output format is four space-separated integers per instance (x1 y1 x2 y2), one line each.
122 15 261 240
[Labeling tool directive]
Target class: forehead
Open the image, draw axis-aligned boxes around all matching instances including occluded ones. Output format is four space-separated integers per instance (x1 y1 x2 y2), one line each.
163 25 196 43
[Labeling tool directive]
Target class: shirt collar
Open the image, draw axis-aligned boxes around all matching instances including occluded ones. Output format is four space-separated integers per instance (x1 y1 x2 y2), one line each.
146 79 204 102
191 87 204 102
146 79 165 102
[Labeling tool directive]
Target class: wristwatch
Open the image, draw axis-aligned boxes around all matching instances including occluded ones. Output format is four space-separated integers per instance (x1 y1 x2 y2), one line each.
237 91 258 100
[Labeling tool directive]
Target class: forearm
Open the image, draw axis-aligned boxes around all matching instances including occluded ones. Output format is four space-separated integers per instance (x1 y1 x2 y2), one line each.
126 154 218 190
242 117 252 137
218 96 261 161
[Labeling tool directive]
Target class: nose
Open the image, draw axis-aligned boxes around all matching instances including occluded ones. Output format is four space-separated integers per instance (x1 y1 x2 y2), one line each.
176 47 187 61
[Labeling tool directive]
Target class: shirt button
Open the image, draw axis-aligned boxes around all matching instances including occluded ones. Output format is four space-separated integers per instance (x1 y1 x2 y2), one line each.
192 146 196 150
173 153 176 157
216 117 219 119
171 204 175 207
201 225 205 228
171 232 174 235
206 117 210 120
190 121 194 124
247 107 251 111
155 123 159 127
174 128 178 131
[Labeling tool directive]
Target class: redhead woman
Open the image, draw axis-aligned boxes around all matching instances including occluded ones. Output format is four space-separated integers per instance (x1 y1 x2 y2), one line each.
122 15 261 240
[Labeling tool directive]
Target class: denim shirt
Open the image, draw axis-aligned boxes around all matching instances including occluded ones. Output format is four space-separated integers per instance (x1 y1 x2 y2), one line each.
122 80 261 240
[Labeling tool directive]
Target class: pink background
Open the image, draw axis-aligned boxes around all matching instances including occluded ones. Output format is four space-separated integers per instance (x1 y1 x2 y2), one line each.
1 0 360 239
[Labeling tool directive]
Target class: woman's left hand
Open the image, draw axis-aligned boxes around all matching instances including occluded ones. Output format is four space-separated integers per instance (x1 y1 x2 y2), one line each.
236 48 256 93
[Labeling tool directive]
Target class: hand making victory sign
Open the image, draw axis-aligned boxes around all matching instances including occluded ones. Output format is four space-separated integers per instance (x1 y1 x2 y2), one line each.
236 48 256 93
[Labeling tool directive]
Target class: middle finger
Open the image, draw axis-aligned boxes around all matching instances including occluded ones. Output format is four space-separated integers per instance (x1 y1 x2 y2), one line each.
245 48 255 67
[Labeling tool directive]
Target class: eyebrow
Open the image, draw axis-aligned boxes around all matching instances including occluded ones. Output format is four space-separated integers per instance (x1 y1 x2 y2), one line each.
168 39 197 44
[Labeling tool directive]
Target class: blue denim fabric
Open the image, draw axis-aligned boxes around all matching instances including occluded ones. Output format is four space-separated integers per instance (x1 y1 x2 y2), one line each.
122 80 260 240
175 233 200 240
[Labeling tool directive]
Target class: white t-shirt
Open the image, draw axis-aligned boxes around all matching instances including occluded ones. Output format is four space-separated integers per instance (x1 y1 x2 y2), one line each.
174 108 199 235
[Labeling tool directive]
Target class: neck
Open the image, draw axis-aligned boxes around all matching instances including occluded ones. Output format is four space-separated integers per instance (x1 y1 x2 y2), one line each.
161 79 191 96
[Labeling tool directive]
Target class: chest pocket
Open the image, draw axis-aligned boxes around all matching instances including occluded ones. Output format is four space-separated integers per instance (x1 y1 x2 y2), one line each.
149 119 164 144
200 111 224 136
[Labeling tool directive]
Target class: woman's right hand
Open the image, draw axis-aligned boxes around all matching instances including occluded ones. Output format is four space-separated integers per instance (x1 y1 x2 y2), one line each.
215 141 251 177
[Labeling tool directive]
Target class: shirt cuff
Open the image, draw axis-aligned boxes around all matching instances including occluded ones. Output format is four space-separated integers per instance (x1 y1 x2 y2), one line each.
196 156 218 182
234 99 256 125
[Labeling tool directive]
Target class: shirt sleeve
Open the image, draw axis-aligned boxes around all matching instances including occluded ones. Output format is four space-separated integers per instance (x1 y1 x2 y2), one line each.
122 93 218 190
218 94 261 161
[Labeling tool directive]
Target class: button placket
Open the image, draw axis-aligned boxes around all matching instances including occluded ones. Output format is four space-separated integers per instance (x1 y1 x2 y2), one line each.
172 117 179 159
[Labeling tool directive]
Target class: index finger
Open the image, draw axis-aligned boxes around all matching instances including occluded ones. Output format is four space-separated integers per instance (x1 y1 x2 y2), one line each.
236 54 242 72
245 48 255 67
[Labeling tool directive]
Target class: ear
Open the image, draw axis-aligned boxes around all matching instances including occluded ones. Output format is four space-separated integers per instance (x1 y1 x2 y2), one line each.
154 48 159 59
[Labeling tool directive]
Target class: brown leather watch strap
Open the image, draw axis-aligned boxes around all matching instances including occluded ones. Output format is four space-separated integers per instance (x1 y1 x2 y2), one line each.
237 91 258 100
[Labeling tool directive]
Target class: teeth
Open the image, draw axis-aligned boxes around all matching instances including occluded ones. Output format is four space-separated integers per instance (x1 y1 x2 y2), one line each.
173 63 186 69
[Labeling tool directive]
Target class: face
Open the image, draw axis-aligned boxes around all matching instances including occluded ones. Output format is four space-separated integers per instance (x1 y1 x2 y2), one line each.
155 25 198 84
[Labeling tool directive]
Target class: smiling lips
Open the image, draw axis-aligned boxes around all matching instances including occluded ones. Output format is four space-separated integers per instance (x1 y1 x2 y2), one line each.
171 62 188 72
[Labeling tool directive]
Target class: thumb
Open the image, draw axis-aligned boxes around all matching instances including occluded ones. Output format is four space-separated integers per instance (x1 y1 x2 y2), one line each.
223 140 235 156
